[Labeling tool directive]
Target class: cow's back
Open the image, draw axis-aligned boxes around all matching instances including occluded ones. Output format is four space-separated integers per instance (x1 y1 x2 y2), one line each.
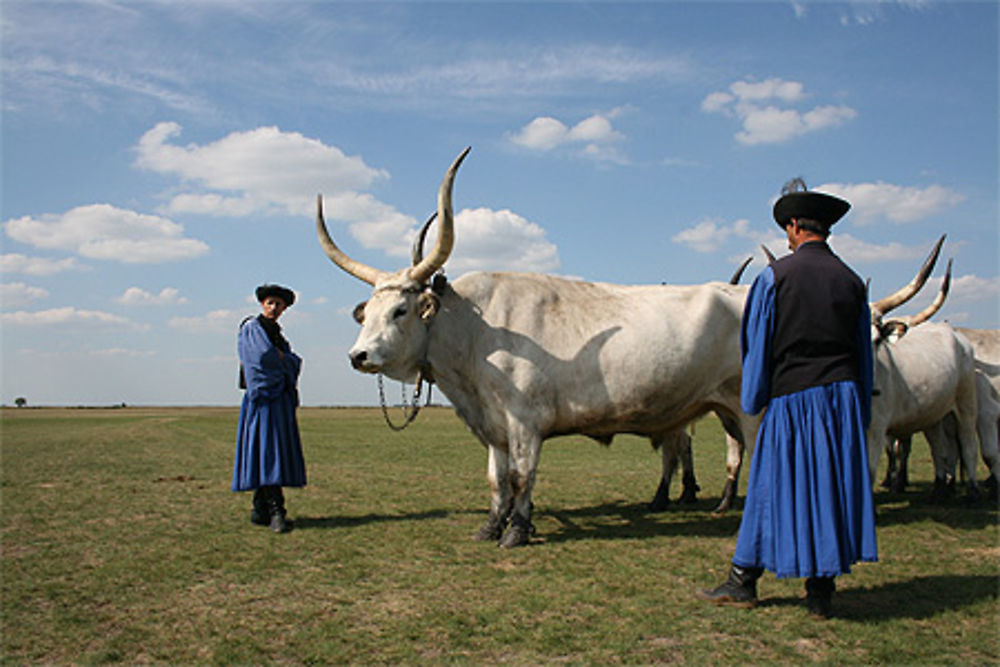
434 272 747 440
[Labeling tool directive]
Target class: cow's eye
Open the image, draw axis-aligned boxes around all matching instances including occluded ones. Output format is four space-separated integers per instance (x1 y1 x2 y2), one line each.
392 306 407 319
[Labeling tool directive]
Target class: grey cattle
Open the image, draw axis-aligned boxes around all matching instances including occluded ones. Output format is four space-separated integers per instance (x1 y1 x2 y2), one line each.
316 148 760 547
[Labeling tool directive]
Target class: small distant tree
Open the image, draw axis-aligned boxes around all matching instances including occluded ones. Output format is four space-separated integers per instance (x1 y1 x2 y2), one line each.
14 397 27 408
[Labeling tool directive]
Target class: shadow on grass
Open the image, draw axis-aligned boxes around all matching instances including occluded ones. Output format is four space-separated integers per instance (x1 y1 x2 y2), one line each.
874 482 999 530
293 490 996 541
293 508 481 530
758 574 999 622
539 499 744 544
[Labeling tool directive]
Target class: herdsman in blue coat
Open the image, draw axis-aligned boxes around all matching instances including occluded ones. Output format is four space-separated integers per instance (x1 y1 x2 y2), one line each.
233 284 306 534
698 180 878 618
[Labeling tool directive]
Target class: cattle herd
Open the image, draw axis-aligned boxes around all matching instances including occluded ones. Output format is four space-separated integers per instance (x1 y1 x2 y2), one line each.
316 147 1000 548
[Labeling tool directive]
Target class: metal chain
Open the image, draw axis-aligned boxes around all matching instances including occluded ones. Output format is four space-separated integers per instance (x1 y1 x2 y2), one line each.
377 372 431 431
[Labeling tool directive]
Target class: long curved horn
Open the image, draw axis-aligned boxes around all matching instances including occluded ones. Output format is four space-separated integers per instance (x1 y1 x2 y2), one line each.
729 256 753 285
909 258 952 327
761 245 777 265
410 212 437 265
411 147 471 284
316 194 385 286
871 234 945 317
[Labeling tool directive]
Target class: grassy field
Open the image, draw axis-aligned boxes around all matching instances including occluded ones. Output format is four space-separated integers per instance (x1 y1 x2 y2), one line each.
1 406 997 664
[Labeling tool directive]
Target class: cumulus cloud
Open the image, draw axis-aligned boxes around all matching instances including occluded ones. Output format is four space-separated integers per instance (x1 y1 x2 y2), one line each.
116 286 189 306
89 348 157 358
168 309 240 333
507 111 626 162
0 282 50 308
816 181 965 224
133 122 429 260
672 218 756 253
3 205 209 264
0 253 86 275
701 77 856 145
827 233 941 264
1 307 148 330
434 208 560 274
948 274 1000 304
136 122 388 219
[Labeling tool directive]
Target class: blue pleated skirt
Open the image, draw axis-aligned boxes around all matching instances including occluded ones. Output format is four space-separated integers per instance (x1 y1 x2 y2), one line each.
232 391 307 492
733 381 878 578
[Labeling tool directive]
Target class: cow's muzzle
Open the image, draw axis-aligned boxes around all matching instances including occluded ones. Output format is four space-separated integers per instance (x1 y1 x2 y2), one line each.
349 350 376 373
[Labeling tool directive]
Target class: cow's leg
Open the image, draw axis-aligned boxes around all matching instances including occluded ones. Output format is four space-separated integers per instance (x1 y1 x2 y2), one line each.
499 426 542 548
975 380 1000 500
954 378 982 502
648 431 683 512
678 431 700 504
475 443 512 541
925 419 958 503
714 434 743 514
890 436 911 493
881 440 898 489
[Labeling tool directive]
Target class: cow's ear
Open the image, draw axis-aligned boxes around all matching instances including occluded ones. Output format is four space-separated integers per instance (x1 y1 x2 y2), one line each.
353 301 367 324
418 292 439 322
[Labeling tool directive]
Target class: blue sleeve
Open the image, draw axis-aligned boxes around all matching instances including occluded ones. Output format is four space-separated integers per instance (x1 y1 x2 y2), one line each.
740 267 776 416
856 301 873 429
239 319 295 402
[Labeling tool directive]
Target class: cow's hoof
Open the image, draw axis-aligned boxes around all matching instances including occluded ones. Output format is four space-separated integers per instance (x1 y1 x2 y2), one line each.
712 479 736 514
648 482 670 512
983 476 999 502
474 517 505 542
928 478 954 504
679 477 700 504
498 524 530 548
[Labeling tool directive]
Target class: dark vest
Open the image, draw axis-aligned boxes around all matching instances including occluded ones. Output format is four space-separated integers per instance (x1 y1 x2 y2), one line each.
769 241 866 398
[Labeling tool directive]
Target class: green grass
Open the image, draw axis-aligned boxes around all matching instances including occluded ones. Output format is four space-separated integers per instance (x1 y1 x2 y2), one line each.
2 406 997 664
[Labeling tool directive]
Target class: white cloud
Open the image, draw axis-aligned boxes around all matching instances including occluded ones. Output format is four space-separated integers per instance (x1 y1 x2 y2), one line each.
3 205 209 264
730 78 805 104
702 78 856 145
0 253 86 275
816 181 965 224
1 307 148 330
135 122 388 218
672 217 756 253
828 233 939 263
508 112 625 160
89 348 156 358
168 309 241 333
133 122 428 262
442 208 560 274
116 287 189 306
948 274 1000 304
0 282 50 308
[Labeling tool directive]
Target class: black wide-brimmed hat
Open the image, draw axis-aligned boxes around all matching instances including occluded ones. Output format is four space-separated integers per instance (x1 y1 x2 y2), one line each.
773 179 850 230
255 283 296 306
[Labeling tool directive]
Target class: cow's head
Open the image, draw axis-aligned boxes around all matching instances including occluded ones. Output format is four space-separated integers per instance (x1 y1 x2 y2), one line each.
316 147 470 383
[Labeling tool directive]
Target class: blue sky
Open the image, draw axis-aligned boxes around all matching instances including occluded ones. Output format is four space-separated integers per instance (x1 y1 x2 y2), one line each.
2 0 997 406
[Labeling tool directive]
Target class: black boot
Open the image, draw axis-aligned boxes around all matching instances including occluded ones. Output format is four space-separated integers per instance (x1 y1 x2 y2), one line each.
805 576 835 619
250 488 269 526
266 486 292 534
697 564 763 607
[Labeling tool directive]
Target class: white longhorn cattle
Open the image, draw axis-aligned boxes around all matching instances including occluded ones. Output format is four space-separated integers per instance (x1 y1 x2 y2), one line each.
887 327 1000 499
867 320 983 498
316 148 760 547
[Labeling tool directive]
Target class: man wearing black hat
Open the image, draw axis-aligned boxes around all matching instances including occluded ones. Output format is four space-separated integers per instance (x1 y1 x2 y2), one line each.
232 284 306 533
698 180 878 618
